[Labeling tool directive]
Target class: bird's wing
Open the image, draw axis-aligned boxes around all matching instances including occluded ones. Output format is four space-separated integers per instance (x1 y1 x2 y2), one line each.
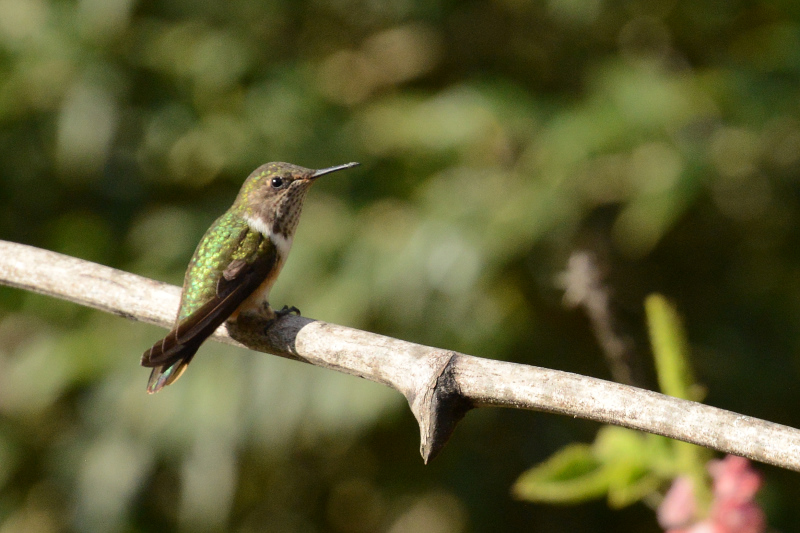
140 237 277 389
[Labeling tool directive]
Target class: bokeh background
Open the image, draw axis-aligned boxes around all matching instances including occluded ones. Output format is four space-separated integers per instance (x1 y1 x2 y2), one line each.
1 0 800 531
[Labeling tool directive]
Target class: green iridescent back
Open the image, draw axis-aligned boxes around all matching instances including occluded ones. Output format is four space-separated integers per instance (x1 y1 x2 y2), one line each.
177 211 262 321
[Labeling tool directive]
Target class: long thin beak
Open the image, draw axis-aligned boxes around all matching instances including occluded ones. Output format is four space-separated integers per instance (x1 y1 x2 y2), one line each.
311 162 360 178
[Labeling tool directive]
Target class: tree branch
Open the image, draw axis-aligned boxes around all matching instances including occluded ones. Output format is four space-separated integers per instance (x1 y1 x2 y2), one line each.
1 239 798 469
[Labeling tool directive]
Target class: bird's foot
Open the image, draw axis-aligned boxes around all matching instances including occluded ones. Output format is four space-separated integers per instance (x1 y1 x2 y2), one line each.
263 305 300 333
276 305 300 318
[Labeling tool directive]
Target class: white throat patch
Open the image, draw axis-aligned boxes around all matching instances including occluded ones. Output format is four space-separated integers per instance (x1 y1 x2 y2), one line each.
244 215 270 236
245 215 293 257
269 231 293 258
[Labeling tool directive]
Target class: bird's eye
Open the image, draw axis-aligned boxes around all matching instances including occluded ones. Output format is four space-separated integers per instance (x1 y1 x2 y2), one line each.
271 177 284 188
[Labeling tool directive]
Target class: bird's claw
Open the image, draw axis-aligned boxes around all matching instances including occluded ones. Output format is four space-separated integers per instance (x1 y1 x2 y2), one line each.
276 305 300 318
263 305 300 333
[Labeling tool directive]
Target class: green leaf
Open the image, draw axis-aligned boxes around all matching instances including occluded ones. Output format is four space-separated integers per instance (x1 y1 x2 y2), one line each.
593 427 664 508
513 427 682 507
645 294 703 402
607 471 662 509
512 444 610 504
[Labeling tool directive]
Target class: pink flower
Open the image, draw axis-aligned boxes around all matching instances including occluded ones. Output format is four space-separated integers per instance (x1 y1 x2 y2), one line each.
658 476 696 529
658 456 765 533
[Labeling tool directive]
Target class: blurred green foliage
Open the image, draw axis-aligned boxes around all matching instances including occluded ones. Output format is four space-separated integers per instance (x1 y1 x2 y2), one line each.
1 0 800 531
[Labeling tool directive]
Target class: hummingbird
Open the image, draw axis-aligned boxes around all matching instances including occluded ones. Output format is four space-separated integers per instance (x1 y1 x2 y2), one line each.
141 161 359 393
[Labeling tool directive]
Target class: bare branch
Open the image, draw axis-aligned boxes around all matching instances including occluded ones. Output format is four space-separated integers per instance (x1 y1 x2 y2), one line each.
559 250 645 387
1 239 798 469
